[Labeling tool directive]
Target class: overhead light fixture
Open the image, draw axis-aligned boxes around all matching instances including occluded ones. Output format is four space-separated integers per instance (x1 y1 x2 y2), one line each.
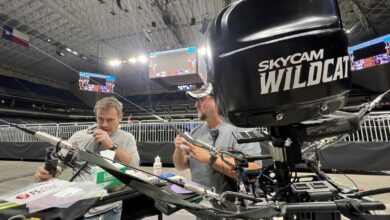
56 50 65 56
129 57 137 63
47 38 52 42
138 55 148 63
65 48 72 52
82 56 88 60
72 51 78 55
198 46 207 55
108 60 121 66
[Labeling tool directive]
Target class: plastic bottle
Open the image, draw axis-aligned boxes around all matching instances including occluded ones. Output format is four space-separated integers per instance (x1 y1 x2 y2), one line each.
153 155 162 176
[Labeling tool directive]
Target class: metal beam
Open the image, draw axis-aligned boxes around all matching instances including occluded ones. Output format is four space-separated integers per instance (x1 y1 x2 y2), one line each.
350 0 377 35
152 0 184 46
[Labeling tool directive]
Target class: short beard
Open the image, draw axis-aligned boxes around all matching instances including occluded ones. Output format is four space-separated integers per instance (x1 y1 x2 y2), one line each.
198 109 209 121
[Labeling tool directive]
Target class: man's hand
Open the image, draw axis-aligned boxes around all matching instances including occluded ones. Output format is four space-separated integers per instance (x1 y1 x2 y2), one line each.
173 135 191 171
174 135 190 157
179 139 211 164
93 129 113 150
174 135 185 149
34 165 62 182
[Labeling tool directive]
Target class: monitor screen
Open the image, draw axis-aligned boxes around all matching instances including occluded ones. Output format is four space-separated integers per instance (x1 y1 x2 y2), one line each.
79 71 116 93
349 34 390 71
149 46 197 78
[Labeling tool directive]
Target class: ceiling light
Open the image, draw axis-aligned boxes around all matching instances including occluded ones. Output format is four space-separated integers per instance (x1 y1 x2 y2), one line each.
65 48 72 52
129 57 137 63
72 51 78 55
138 55 148 63
47 38 52 42
108 60 121 66
82 56 88 60
56 50 65 56
198 46 207 55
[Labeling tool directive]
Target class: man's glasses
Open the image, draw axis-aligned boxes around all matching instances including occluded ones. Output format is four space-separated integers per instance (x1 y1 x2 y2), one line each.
196 96 213 105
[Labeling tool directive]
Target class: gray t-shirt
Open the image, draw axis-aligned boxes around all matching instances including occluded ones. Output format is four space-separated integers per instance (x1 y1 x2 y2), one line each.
59 124 140 216
60 124 140 182
189 121 262 194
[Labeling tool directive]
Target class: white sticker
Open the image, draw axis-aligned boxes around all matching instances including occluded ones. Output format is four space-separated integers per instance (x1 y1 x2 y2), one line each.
53 187 82 198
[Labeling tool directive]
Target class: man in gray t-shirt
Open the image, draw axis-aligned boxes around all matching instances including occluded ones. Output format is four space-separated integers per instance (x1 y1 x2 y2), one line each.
173 83 262 194
64 126 139 182
34 97 140 220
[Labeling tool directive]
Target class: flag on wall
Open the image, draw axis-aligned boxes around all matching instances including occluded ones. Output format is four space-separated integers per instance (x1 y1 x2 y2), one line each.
2 25 30 48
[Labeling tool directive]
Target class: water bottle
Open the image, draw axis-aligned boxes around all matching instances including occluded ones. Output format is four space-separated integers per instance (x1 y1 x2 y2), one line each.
153 155 162 176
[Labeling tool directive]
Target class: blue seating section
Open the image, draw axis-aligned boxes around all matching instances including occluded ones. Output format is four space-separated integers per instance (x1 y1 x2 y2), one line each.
0 75 197 118
0 75 85 107
126 91 191 107
124 91 196 116
0 75 27 92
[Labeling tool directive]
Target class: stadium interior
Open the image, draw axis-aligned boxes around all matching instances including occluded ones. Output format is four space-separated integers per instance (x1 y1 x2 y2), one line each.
0 0 389 219
0 0 389 123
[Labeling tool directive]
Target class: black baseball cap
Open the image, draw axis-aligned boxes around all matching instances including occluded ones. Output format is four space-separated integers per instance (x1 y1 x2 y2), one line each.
186 83 213 100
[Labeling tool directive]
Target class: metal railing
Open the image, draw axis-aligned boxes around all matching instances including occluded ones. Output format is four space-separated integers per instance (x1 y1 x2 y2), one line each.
343 113 390 142
1 113 390 143
0 119 203 143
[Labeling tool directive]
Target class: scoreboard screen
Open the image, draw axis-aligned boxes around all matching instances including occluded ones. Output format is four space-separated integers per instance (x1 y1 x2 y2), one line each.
79 71 115 93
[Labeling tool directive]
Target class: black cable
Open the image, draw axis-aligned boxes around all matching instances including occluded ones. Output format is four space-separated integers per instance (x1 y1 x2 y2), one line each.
352 187 390 198
270 167 293 191
317 149 359 190
69 161 89 182
257 165 275 197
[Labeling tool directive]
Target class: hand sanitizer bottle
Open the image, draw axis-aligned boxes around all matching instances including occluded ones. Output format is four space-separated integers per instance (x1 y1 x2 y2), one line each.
153 155 162 176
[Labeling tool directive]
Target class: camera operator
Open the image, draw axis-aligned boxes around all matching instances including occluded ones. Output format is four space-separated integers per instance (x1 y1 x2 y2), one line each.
34 97 140 220
173 83 263 196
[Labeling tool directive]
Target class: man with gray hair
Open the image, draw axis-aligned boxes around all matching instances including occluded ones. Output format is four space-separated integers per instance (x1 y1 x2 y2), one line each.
34 96 139 220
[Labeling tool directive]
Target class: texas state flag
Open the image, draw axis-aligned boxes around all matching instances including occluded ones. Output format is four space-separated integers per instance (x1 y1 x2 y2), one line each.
2 25 29 48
